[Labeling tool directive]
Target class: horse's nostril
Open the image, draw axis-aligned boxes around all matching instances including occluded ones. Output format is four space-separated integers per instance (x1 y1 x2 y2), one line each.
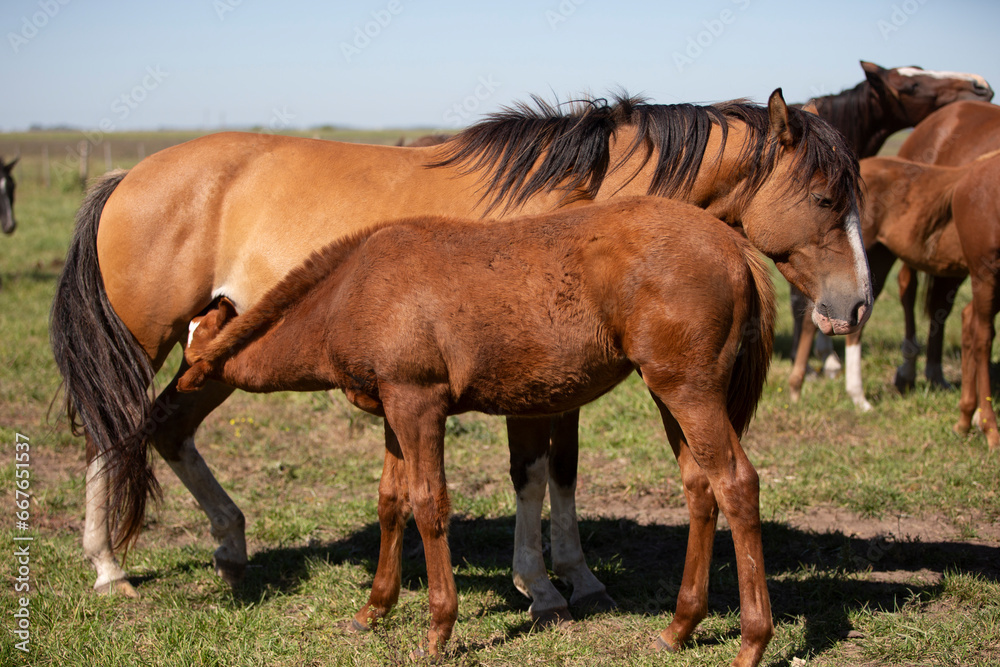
852 300 868 327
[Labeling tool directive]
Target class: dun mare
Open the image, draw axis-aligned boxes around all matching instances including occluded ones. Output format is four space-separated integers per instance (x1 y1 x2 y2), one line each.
51 90 870 638
786 63 992 409
856 152 1000 450
175 197 777 663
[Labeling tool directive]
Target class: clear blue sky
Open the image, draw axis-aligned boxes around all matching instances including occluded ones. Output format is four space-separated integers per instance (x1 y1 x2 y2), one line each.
3 0 999 132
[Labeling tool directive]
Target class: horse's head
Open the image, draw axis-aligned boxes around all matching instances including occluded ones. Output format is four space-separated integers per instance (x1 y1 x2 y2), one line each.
179 297 239 392
1 156 18 235
739 89 872 336
862 61 994 122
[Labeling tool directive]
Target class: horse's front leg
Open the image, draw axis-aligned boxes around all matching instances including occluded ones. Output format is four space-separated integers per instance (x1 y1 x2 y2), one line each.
383 385 457 657
354 421 411 630
843 329 872 412
894 264 921 392
923 275 964 389
788 315 816 402
506 416 572 625
547 410 615 611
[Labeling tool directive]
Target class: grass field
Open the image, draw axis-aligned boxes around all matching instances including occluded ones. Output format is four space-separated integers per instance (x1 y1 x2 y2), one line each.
1 130 999 666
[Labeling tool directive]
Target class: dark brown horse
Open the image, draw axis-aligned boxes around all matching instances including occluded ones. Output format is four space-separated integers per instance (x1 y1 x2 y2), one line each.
856 152 1000 450
176 196 778 663
395 133 451 147
1 156 18 235
891 101 1000 393
787 64 993 409
50 90 870 630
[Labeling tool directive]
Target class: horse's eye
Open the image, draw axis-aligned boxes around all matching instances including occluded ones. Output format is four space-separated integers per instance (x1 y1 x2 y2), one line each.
811 193 835 209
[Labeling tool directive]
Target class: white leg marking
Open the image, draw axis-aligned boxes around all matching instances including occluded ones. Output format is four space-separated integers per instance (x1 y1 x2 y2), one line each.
844 341 872 412
512 456 569 619
814 333 842 378
549 478 608 605
84 457 133 593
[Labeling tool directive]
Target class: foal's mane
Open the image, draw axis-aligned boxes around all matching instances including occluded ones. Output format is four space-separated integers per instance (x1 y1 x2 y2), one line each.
432 92 859 215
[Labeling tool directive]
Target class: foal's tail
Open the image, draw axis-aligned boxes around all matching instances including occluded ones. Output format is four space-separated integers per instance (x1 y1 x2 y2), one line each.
727 248 776 437
50 169 160 551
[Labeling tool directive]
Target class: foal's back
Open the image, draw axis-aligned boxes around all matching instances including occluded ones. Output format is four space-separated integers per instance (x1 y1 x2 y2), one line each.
325 197 759 416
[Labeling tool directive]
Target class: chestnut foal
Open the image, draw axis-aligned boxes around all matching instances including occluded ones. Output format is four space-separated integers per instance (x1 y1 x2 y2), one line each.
178 197 777 666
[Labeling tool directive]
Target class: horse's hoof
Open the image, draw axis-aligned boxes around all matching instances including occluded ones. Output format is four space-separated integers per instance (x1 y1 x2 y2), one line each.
213 556 247 587
893 370 916 394
650 634 678 652
409 645 442 662
530 605 573 628
94 578 140 599
572 590 618 614
928 377 953 391
347 617 370 634
953 421 971 437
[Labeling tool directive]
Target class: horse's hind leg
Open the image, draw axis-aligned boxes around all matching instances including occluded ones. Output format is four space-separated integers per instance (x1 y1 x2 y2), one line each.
355 421 411 630
649 391 772 667
84 435 139 597
547 410 615 612
382 385 457 657
83 368 243 592
506 416 572 625
146 369 247 585
648 399 718 650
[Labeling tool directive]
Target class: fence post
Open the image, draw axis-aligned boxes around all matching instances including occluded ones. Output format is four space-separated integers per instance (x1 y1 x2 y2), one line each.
42 144 50 188
78 140 89 189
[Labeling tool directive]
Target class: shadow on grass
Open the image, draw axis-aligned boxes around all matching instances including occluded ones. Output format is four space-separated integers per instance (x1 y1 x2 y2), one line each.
141 515 1000 659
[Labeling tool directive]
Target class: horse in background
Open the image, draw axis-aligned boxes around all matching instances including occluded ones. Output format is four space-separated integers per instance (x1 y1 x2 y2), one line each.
395 133 451 147
856 151 1000 450
787 62 993 409
50 89 870 636
1 156 18 236
177 197 779 664
891 101 1000 393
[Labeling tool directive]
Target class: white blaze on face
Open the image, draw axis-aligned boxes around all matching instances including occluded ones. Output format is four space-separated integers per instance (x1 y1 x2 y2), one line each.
896 67 992 92
844 206 872 312
187 319 200 347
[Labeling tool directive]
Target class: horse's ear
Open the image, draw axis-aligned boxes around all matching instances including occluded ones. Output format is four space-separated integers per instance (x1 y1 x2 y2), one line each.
767 88 795 146
5 156 18 170
861 61 900 99
801 101 819 116
217 297 238 328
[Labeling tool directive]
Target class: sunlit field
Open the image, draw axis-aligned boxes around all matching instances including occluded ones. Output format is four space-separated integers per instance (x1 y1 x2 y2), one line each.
1 130 998 666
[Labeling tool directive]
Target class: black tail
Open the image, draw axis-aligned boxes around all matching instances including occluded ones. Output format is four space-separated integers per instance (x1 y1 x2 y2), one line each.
50 170 160 551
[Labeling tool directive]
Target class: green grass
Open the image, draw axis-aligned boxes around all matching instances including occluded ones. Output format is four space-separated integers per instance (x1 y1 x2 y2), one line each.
1 131 999 666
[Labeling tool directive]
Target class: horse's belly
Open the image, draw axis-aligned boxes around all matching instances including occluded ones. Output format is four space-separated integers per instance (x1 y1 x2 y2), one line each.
453 354 634 417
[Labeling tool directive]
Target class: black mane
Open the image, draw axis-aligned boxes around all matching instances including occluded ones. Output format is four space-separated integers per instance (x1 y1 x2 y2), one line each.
432 92 859 216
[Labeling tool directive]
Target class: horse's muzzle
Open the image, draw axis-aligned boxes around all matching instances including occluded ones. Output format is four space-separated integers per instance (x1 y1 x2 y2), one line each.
812 299 869 336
